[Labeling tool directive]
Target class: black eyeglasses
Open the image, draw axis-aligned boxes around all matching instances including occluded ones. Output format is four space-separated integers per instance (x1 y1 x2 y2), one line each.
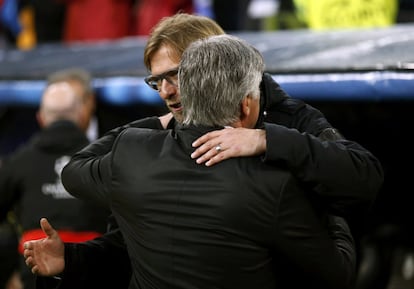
144 68 179 91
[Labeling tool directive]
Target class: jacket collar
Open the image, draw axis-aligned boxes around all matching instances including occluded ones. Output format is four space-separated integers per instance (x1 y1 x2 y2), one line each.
257 72 289 128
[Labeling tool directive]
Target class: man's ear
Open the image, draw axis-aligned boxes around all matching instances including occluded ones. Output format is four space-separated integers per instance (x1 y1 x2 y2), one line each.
88 92 96 113
240 95 252 119
36 110 45 128
240 95 260 129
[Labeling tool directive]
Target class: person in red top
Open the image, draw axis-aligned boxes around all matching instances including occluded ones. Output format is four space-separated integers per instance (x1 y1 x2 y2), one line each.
63 0 132 42
133 0 193 35
62 0 194 43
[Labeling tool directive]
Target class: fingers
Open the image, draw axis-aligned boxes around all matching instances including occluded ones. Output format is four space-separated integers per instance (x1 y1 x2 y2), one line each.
191 142 226 166
191 129 229 159
25 255 33 267
23 244 32 258
23 240 32 251
40 218 57 238
192 130 221 150
191 127 266 166
204 152 227 167
24 250 38 274
191 129 238 166
32 265 39 275
196 147 228 166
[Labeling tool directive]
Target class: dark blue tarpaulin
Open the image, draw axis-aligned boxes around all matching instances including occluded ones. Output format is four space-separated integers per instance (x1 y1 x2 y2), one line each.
1 24 414 106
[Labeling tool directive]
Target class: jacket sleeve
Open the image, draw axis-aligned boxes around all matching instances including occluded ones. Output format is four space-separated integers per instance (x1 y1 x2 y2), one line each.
61 145 112 207
61 218 130 289
263 121 383 219
53 117 164 288
261 75 384 219
80 116 163 157
273 176 356 289
61 117 163 206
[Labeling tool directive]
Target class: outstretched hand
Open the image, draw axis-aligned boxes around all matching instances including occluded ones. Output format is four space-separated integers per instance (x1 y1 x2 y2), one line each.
191 127 266 166
23 218 65 276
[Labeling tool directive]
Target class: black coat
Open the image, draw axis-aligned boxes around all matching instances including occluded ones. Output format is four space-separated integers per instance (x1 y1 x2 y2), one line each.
62 124 355 289
0 120 110 289
39 75 383 289
0 120 109 232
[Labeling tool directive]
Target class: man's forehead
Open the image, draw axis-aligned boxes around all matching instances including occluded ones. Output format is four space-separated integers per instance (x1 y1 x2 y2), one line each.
151 66 179 77
64 80 89 99
149 46 180 75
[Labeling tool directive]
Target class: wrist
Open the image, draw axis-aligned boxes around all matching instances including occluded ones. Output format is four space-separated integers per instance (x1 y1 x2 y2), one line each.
255 129 266 154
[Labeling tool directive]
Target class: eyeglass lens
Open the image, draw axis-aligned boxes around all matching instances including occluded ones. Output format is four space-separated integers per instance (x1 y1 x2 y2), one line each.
145 69 178 91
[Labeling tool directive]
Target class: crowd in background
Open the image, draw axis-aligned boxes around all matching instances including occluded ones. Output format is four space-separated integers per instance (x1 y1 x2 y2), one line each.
1 0 414 50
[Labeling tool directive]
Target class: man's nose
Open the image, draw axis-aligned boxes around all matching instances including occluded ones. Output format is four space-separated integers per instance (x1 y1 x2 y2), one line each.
158 79 177 99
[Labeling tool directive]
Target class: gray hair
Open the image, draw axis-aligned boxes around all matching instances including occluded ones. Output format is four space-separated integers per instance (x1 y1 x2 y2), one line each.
179 34 264 126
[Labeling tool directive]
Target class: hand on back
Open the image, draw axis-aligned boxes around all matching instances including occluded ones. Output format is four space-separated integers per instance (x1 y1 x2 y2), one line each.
191 127 266 166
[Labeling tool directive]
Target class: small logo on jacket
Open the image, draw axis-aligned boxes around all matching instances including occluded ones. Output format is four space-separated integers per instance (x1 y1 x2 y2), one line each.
41 156 74 199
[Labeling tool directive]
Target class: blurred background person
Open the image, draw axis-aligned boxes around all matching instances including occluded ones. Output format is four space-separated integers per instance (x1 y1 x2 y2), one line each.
0 80 110 289
47 68 98 141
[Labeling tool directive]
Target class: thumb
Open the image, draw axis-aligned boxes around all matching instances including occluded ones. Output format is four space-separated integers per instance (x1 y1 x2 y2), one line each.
40 218 58 239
